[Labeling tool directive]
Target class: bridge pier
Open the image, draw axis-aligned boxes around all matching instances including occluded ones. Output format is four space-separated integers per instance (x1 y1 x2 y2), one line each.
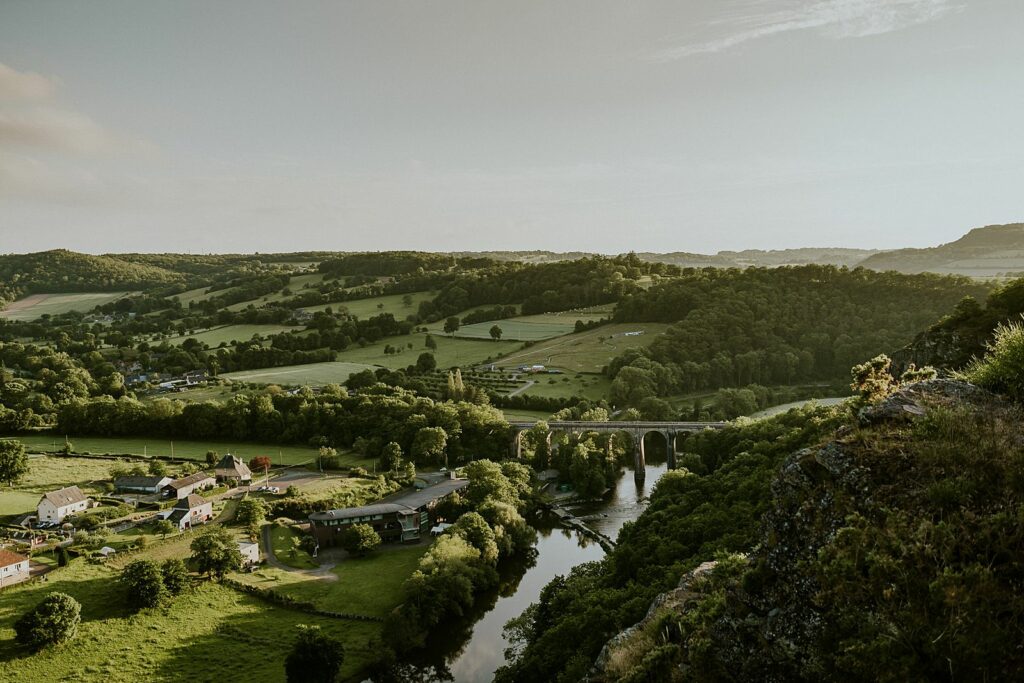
633 435 646 471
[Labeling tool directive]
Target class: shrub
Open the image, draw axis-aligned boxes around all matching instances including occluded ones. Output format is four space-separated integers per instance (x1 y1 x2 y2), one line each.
14 592 81 650
960 319 1024 400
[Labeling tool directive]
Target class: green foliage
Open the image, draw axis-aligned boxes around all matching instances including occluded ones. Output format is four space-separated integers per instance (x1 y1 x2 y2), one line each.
190 527 243 579
14 592 82 651
609 265 987 401
235 497 269 528
153 519 176 539
960 319 1024 400
379 441 404 472
339 523 381 557
284 624 345 683
0 438 29 486
850 354 898 405
120 559 167 610
161 558 190 596
496 405 845 682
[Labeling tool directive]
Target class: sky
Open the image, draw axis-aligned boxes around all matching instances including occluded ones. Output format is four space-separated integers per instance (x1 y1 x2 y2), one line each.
1 0 1022 255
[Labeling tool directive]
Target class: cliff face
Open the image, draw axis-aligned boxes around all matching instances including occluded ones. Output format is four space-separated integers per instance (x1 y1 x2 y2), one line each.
591 380 1024 682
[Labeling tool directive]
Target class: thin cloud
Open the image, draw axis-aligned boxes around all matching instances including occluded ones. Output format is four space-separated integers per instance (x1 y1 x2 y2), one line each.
651 0 964 61
0 62 57 101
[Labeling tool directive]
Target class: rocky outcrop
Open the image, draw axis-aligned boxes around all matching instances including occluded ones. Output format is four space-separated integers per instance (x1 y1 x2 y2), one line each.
587 561 719 682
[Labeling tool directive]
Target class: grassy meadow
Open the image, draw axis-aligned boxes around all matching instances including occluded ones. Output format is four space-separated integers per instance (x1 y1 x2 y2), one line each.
221 361 375 385
301 290 435 319
495 323 669 373
0 562 381 682
164 323 301 347
3 434 321 466
0 292 134 321
233 543 430 618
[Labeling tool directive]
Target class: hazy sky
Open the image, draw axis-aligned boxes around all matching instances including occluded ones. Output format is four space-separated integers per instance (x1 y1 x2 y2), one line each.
1 0 1022 254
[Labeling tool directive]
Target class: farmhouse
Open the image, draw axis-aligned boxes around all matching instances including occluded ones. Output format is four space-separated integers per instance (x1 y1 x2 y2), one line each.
166 494 213 531
37 485 91 524
114 475 173 493
163 472 216 500
0 549 30 588
214 454 252 484
309 477 469 547
238 541 261 567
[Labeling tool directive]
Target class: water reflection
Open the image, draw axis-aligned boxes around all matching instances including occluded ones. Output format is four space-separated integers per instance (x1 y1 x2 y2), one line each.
392 461 667 682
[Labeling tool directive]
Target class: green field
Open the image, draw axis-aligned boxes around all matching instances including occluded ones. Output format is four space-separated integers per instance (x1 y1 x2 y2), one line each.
446 316 576 341
164 323 301 347
0 292 135 321
301 290 434 319
495 323 669 374
521 373 613 401
334 334 518 371
235 543 430 618
0 562 381 682
221 361 375 385
4 434 321 466
0 490 39 516
225 273 329 311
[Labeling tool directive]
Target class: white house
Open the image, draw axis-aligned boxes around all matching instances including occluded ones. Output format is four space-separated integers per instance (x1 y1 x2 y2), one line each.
0 549 30 588
163 472 216 500
167 494 213 531
37 486 90 524
238 541 261 567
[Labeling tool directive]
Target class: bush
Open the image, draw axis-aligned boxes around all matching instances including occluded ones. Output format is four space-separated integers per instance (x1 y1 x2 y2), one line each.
961 319 1024 400
15 592 81 650
339 523 381 557
121 559 166 609
285 624 345 683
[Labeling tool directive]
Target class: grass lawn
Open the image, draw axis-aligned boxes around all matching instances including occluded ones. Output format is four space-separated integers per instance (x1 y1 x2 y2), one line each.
224 273 330 311
494 323 670 374
235 542 430 618
500 408 555 422
269 524 318 569
13 456 121 493
335 334 518 371
0 490 40 517
4 434 320 466
221 361 375 385
0 292 135 321
164 323 301 347
302 290 434 319
427 309 610 342
521 373 613 401
0 561 382 682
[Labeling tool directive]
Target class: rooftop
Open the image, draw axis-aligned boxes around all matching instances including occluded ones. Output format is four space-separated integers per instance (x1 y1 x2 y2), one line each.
309 478 469 522
0 548 28 568
168 472 214 489
40 485 87 508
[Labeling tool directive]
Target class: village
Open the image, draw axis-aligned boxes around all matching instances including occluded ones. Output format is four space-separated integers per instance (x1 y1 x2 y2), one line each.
0 446 471 594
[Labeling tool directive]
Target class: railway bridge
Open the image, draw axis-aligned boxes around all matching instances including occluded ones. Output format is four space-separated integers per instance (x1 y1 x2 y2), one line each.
507 420 728 473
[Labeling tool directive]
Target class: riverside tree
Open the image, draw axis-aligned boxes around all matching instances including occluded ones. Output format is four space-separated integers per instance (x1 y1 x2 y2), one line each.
285 625 345 683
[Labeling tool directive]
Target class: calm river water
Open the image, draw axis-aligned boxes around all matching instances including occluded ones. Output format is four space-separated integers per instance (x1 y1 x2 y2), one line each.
396 459 670 682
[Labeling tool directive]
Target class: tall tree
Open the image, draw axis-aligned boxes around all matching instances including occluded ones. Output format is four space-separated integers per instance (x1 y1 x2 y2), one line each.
0 439 29 486
489 324 503 341
285 625 345 683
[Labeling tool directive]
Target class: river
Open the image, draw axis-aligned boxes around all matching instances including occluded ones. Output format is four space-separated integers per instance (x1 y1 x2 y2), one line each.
396 459 670 682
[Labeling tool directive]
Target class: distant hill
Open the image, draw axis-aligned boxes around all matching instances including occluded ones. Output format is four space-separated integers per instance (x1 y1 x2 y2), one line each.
857 223 1024 277
0 249 185 304
456 248 878 269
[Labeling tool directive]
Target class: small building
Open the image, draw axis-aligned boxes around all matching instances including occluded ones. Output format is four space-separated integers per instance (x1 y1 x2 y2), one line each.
167 494 213 531
37 486 90 524
163 472 216 500
214 455 252 484
98 546 117 558
238 541 261 567
0 549 30 588
310 478 469 547
114 475 172 494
